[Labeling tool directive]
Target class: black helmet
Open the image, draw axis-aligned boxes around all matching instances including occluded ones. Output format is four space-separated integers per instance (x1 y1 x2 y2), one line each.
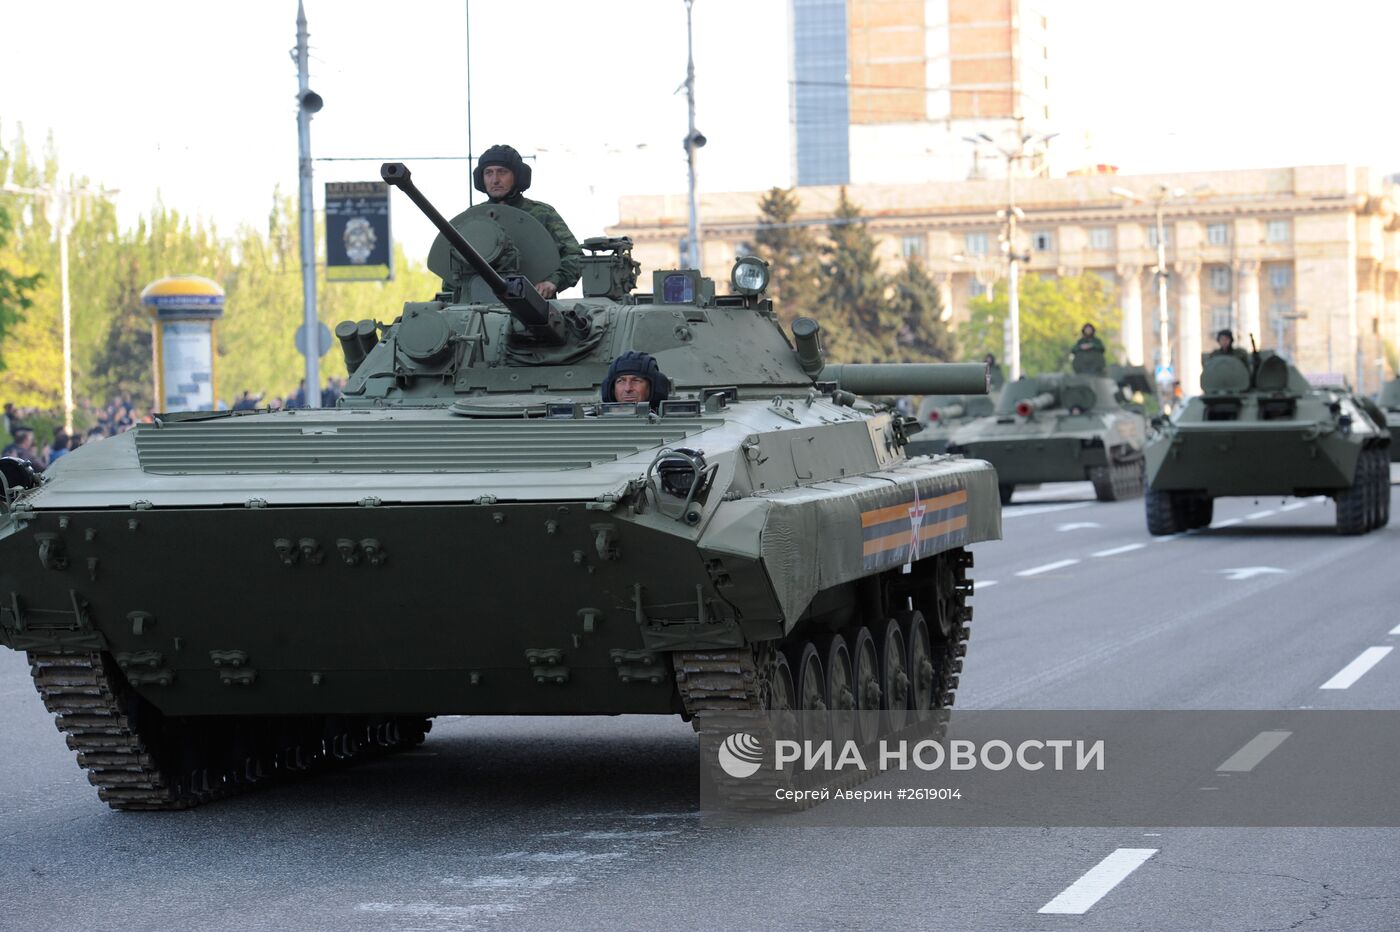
472 144 532 196
601 351 671 407
1217 328 1234 341
1081 322 1096 335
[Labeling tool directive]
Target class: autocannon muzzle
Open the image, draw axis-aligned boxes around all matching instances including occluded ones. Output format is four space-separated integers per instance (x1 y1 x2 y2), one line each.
1016 392 1057 417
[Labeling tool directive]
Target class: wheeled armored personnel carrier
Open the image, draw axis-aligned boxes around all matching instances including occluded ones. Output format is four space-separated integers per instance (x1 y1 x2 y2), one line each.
1144 350 1391 535
1381 377 1400 462
945 361 1150 504
0 163 1002 809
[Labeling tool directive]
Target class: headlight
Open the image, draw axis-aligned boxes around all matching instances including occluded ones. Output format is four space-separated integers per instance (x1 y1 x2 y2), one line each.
731 256 770 295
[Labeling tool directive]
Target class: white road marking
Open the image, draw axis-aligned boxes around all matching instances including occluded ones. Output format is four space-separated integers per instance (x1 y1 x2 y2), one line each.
975 580 999 591
1218 566 1286 581
1038 848 1158 915
1151 533 1186 542
1016 558 1080 577
1217 731 1292 772
1056 521 1103 531
1389 623 1400 636
1279 502 1309 512
1246 509 1277 520
1209 518 1244 529
1092 543 1147 557
1001 502 1094 520
1320 647 1393 690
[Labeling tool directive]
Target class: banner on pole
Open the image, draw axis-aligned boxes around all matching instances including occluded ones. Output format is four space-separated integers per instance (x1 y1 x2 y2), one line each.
325 181 392 282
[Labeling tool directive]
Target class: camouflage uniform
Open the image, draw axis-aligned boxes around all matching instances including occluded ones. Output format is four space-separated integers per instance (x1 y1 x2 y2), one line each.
496 192 582 292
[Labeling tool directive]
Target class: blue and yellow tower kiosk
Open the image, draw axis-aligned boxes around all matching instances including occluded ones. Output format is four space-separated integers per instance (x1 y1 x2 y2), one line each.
139 275 224 412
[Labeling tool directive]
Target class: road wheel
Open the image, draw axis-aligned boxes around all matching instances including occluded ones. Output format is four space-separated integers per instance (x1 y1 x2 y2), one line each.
875 618 909 735
999 484 1015 505
1187 495 1214 529
788 641 827 745
820 633 855 747
899 609 937 718
1145 487 1180 535
845 626 881 745
1377 449 1392 527
1090 465 1115 501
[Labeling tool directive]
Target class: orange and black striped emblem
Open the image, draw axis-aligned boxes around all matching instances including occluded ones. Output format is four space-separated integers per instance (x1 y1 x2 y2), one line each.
859 485 969 570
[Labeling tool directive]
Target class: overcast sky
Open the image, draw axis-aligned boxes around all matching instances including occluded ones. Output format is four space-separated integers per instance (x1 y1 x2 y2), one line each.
3 0 1397 260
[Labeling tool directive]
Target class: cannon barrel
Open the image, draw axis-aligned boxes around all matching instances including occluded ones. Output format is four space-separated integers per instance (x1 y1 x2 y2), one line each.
1015 392 1057 417
819 363 988 397
930 403 966 422
379 162 565 345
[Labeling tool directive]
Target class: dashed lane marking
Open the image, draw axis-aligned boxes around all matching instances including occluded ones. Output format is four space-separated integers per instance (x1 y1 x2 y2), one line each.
1320 647 1393 690
1038 848 1158 915
1389 624 1400 636
975 580 999 590
1217 731 1292 772
1015 558 1080 577
1246 509 1278 520
1001 502 1094 520
1092 543 1147 557
1209 518 1244 529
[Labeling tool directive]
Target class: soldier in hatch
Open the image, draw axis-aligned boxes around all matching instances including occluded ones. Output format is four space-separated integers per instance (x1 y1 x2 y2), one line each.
473 143 583 299
1209 328 1249 361
1069 323 1107 374
602 351 671 410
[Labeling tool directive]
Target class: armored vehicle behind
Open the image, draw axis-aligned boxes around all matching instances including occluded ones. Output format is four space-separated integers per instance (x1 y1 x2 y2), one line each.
1144 350 1391 535
946 363 1150 504
1381 377 1400 462
906 390 1000 457
0 162 1003 810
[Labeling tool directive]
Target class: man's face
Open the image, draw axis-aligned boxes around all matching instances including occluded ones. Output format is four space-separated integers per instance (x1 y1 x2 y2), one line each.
613 375 651 403
1081 326 1094 338
1219 334 1233 350
482 165 515 200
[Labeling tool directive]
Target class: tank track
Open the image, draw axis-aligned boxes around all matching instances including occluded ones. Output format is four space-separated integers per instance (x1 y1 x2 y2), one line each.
1091 450 1146 502
674 549 973 810
27 651 430 811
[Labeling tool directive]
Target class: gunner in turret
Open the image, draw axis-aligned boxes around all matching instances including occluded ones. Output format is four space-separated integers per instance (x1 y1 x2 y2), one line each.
1070 323 1107 374
473 143 583 299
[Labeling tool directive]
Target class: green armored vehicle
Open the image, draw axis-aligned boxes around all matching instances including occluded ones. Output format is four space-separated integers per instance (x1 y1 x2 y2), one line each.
905 390 1000 457
0 163 1002 809
945 355 1150 504
1144 350 1391 535
1381 377 1400 462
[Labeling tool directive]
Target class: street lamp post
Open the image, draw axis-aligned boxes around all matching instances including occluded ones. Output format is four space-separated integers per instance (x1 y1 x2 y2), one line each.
964 130 1055 383
1 182 116 434
1112 184 1186 398
682 0 706 272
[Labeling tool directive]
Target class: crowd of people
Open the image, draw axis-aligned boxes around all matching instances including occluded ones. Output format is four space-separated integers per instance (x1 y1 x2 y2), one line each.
1 378 347 473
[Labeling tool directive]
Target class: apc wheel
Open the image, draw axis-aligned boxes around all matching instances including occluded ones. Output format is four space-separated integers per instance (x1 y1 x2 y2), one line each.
820 633 855 747
1186 495 1214 529
1336 473 1368 535
875 618 910 735
846 627 882 745
899 610 936 718
765 648 799 744
1145 487 1181 535
1377 450 1392 527
999 484 1015 505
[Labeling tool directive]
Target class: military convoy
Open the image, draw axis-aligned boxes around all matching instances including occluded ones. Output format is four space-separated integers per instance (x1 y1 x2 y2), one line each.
906 390 1000 457
944 360 1150 505
0 163 1003 809
1144 350 1391 535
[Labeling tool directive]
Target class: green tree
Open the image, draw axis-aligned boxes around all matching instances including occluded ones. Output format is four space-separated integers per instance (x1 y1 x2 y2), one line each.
0 202 41 369
886 258 954 362
752 187 822 328
959 272 1120 375
817 187 888 362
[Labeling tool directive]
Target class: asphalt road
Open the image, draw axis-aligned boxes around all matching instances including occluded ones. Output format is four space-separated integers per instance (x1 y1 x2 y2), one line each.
2 473 1397 931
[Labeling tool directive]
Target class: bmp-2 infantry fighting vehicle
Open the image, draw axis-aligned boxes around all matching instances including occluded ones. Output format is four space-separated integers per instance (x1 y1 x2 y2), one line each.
0 163 1002 809
1144 350 1391 535
945 352 1150 504
1381 377 1400 462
